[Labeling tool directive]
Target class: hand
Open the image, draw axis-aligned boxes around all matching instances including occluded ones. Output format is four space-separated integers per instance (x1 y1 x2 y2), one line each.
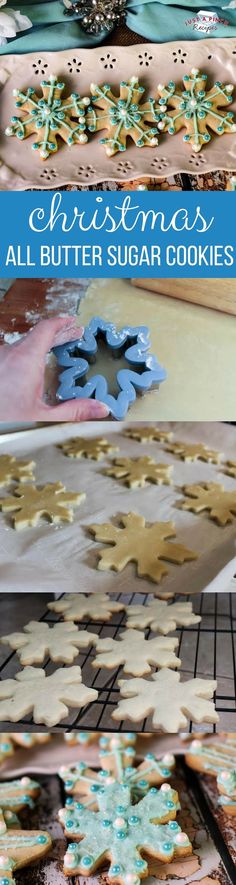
0 316 109 421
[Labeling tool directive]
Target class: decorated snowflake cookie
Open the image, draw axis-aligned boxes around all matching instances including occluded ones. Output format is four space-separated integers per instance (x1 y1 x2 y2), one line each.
217 769 236 815
180 482 236 525
87 77 160 156
0 666 97 727
157 68 236 152
59 436 119 460
59 736 175 806
0 776 40 815
125 599 201 635
48 592 125 622
165 441 222 463
5 75 90 160
0 481 85 529
88 512 198 583
112 670 218 731
93 629 181 675
0 827 52 885
1 620 98 665
105 457 173 488
185 735 236 776
61 783 192 879
124 426 173 444
0 455 35 488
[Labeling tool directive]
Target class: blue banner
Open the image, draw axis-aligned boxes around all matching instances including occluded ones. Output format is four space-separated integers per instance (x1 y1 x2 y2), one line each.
0 190 235 277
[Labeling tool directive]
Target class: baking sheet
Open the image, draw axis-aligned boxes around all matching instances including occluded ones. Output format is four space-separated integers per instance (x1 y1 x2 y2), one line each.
0 421 235 594
0 41 236 189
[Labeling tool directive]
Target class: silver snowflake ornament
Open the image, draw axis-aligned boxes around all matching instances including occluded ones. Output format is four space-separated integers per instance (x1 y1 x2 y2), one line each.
63 0 126 34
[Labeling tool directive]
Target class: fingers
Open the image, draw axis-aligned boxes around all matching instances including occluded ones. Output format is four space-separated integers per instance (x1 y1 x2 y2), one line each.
42 399 110 422
18 317 83 359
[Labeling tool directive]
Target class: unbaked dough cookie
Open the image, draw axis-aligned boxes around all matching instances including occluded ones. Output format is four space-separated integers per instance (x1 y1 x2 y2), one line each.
125 426 173 444
180 482 236 525
1 620 98 665
0 776 40 815
157 69 236 152
5 74 90 159
59 436 119 461
105 456 173 488
112 670 218 731
0 455 35 488
87 77 159 156
61 783 192 878
224 460 236 479
0 481 85 529
48 592 125 622
92 629 181 675
88 512 198 583
0 827 52 883
165 441 223 463
0 666 98 727
125 599 201 635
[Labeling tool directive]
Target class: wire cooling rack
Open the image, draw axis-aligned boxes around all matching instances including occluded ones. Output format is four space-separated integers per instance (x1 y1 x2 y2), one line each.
0 591 236 732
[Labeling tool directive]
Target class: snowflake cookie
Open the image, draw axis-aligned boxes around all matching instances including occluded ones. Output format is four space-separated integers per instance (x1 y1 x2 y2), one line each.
180 482 236 525
1 620 98 666
0 776 40 816
0 827 52 885
93 629 181 675
112 670 218 731
125 599 201 635
5 74 90 160
59 436 119 461
165 441 223 463
0 480 85 529
217 769 236 815
61 783 192 879
224 460 236 479
87 77 160 156
0 455 35 488
0 666 98 727
105 457 173 489
157 68 236 152
185 735 236 777
48 592 125 622
59 737 175 805
124 426 173 444
88 512 198 583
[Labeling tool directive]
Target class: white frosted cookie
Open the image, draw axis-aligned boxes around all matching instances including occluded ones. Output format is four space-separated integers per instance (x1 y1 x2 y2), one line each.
1 621 98 665
125 599 201 634
48 593 125 622
0 666 98 727
89 513 198 583
93 629 181 675
0 481 85 529
112 670 218 732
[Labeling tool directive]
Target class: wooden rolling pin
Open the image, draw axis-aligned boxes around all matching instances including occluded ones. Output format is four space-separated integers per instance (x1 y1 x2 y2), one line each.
131 279 236 316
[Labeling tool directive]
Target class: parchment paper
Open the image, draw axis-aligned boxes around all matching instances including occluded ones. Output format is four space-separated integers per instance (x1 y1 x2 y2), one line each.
0 420 235 594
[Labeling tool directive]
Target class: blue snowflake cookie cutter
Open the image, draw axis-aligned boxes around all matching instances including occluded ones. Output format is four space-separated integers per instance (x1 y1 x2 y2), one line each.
53 316 167 420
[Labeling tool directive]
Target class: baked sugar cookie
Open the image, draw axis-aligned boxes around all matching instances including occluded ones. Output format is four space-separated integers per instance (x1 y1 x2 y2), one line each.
61 783 192 878
105 456 173 488
1 621 98 665
217 769 236 815
112 670 218 732
0 455 35 488
157 69 236 152
5 75 90 159
180 482 236 525
125 599 201 634
0 666 98 727
87 77 159 156
48 592 125 622
185 736 236 776
0 827 52 883
89 512 198 583
0 481 85 529
0 777 40 814
93 629 181 675
59 436 119 460
165 441 222 463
